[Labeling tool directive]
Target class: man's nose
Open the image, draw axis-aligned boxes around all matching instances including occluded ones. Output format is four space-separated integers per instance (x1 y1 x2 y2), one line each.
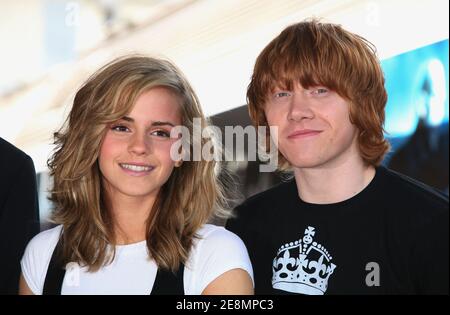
287 92 315 122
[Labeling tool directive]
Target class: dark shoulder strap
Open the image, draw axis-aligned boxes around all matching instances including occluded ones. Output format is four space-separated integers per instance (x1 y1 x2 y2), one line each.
43 236 185 295
150 264 185 295
42 237 66 295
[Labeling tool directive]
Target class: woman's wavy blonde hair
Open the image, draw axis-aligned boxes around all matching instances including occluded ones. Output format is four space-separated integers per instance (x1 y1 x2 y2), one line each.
48 55 230 272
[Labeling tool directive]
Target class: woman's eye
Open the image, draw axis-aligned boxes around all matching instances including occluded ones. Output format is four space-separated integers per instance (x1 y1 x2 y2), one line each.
151 130 170 138
111 125 129 132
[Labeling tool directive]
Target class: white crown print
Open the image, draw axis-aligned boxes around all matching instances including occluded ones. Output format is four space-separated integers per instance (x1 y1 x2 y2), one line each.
272 226 337 295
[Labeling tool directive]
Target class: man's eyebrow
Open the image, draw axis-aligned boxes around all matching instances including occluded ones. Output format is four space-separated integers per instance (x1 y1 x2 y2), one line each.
119 116 176 127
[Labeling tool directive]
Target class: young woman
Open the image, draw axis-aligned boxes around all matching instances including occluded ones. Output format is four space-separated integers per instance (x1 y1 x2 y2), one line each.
19 56 253 295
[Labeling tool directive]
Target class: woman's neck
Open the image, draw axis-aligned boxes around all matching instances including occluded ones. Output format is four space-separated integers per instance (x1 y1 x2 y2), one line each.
106 193 156 245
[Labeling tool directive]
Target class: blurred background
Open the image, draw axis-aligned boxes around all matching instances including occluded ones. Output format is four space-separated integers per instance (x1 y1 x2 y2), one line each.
0 0 448 228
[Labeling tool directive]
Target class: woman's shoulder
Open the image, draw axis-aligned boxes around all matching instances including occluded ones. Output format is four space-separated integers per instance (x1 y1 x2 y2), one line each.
22 224 62 268
27 225 62 251
184 224 253 294
191 223 251 267
21 225 63 294
195 223 244 244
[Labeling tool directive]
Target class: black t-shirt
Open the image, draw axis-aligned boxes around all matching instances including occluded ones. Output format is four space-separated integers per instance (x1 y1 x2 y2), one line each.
226 167 449 294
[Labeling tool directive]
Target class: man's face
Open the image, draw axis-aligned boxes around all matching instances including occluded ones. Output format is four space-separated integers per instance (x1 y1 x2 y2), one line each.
264 83 360 170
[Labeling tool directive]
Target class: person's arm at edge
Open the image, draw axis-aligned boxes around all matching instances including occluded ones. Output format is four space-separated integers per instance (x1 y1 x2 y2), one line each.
201 268 254 295
18 272 34 295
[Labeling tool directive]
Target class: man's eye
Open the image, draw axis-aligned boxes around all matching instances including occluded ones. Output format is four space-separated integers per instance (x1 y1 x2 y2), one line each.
274 92 291 98
111 125 129 132
311 88 329 95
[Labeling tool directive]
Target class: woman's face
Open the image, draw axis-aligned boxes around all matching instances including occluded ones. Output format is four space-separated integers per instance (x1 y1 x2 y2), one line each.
99 87 182 202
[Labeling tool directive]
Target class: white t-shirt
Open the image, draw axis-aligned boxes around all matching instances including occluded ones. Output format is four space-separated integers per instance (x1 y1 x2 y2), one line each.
21 224 253 295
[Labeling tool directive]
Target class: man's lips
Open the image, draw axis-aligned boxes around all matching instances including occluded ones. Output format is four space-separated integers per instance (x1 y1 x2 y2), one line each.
287 129 323 139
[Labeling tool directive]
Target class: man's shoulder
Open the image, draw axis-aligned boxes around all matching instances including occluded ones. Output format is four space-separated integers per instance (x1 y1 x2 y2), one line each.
379 167 448 227
233 179 296 219
226 179 296 241
0 138 36 204
0 137 33 174
242 179 295 204
0 137 29 161
381 166 448 208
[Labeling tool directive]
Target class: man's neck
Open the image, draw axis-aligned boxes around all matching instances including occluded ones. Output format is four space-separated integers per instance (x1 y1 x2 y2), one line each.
293 157 376 205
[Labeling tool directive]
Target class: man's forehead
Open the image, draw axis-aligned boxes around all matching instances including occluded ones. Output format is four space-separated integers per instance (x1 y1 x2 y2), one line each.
268 80 325 92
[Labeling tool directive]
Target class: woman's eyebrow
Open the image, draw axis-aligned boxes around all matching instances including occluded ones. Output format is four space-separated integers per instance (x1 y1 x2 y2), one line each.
119 116 176 127
151 121 176 127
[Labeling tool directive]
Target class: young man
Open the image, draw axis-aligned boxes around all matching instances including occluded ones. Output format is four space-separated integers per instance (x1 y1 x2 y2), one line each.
226 20 449 295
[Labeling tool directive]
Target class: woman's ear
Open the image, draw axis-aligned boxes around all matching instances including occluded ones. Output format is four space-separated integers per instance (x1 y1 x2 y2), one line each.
175 160 183 168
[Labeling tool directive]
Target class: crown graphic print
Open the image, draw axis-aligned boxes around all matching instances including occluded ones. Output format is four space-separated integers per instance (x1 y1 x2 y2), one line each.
272 226 337 295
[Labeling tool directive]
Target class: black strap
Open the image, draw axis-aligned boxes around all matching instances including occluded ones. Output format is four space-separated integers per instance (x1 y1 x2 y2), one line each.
150 263 185 295
42 237 185 295
42 237 65 295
